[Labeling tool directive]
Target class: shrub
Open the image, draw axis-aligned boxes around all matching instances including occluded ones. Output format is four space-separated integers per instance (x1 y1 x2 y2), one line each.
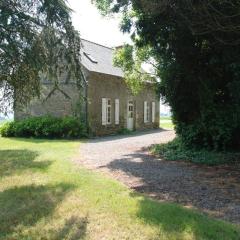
0 116 87 139
151 138 240 166
117 128 134 135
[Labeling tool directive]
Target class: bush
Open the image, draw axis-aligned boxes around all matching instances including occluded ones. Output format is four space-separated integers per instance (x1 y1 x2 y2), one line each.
151 138 240 166
0 116 87 139
117 128 134 135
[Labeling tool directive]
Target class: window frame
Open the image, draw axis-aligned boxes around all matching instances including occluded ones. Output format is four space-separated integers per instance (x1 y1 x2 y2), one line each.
106 98 111 125
115 99 120 125
152 102 156 123
146 102 150 122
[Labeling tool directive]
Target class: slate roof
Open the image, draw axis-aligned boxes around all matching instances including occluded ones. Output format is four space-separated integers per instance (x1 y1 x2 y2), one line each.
80 39 124 78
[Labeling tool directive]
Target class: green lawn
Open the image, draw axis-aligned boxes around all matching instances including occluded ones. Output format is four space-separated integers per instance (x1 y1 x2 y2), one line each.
161 116 172 121
160 117 174 130
0 137 239 240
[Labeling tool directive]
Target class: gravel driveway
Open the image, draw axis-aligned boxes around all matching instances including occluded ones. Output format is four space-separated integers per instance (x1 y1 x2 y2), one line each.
77 129 240 224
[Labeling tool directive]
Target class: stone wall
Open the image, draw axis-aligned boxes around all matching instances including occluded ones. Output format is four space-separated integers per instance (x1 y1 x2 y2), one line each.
87 72 159 136
14 83 86 121
14 69 159 136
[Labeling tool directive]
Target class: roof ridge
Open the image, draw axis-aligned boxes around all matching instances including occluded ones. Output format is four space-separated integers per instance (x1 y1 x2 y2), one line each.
81 38 113 50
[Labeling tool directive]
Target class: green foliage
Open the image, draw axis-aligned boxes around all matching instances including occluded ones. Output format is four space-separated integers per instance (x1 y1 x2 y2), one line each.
152 138 240 166
0 0 83 113
175 107 240 150
94 0 240 150
113 44 156 95
0 116 87 139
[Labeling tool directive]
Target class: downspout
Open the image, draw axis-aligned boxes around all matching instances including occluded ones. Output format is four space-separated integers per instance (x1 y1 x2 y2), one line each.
85 76 89 134
80 68 89 134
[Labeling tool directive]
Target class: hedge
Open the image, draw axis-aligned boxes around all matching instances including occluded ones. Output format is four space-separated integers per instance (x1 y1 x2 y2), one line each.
0 116 87 139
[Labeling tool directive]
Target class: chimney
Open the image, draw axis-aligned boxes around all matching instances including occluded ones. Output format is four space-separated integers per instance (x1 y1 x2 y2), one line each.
115 45 124 51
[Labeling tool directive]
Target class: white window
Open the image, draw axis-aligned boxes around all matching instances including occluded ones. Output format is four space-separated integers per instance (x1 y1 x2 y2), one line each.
146 102 150 122
115 99 119 124
144 101 150 123
144 101 147 123
106 99 111 124
128 101 134 118
102 98 107 125
152 102 156 123
102 98 111 125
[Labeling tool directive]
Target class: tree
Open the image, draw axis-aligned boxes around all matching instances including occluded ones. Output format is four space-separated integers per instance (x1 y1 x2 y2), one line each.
94 0 240 150
94 0 240 45
0 0 83 113
113 44 156 95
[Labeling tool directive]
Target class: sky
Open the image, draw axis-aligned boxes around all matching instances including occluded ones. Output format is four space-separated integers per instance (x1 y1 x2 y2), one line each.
68 0 131 47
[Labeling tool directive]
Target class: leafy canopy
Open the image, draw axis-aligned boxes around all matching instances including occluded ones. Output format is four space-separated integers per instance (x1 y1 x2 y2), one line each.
0 0 83 113
113 44 156 94
94 0 240 150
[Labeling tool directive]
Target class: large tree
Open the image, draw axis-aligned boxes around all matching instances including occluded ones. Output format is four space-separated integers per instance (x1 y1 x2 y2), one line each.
94 0 240 150
0 0 83 113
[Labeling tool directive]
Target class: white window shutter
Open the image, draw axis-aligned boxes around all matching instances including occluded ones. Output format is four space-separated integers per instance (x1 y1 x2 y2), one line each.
115 99 119 124
102 98 107 125
144 101 147 123
152 102 156 123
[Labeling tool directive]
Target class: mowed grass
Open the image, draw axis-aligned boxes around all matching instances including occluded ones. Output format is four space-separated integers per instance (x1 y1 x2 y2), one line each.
160 117 174 130
0 138 239 240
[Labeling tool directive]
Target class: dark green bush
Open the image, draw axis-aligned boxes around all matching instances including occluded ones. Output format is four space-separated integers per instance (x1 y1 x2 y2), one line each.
117 128 134 135
151 138 240 166
0 116 87 139
124 0 240 151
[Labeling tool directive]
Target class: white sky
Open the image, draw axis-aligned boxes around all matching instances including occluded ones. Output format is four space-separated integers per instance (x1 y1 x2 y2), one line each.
68 0 131 47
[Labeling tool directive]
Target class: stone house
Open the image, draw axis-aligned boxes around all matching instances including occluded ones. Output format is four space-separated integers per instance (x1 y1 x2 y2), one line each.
15 39 159 136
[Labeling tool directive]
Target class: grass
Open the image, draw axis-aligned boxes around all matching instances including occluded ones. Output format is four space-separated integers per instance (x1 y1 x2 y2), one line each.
161 116 172 121
160 117 174 130
152 138 240 166
0 137 239 239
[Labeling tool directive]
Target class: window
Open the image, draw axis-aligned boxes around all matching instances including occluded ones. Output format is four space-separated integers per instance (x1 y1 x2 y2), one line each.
102 98 111 125
102 98 107 125
115 99 119 124
146 102 150 122
107 99 111 124
143 101 150 123
144 101 150 123
128 101 134 118
152 102 156 123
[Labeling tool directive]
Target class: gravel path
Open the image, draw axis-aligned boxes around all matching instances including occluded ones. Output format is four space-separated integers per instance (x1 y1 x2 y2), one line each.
77 129 240 224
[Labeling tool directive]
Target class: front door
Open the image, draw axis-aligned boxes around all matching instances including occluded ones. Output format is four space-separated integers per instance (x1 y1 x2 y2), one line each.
127 100 134 130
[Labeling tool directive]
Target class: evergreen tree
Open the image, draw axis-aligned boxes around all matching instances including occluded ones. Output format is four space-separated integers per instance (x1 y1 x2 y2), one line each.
0 0 82 112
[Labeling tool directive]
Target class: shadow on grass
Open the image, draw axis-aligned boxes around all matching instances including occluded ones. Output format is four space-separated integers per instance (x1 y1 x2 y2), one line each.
54 215 88 240
0 183 75 238
131 193 240 240
0 149 51 177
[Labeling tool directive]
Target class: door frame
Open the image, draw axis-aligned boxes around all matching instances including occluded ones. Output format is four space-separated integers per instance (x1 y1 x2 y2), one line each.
127 100 134 130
